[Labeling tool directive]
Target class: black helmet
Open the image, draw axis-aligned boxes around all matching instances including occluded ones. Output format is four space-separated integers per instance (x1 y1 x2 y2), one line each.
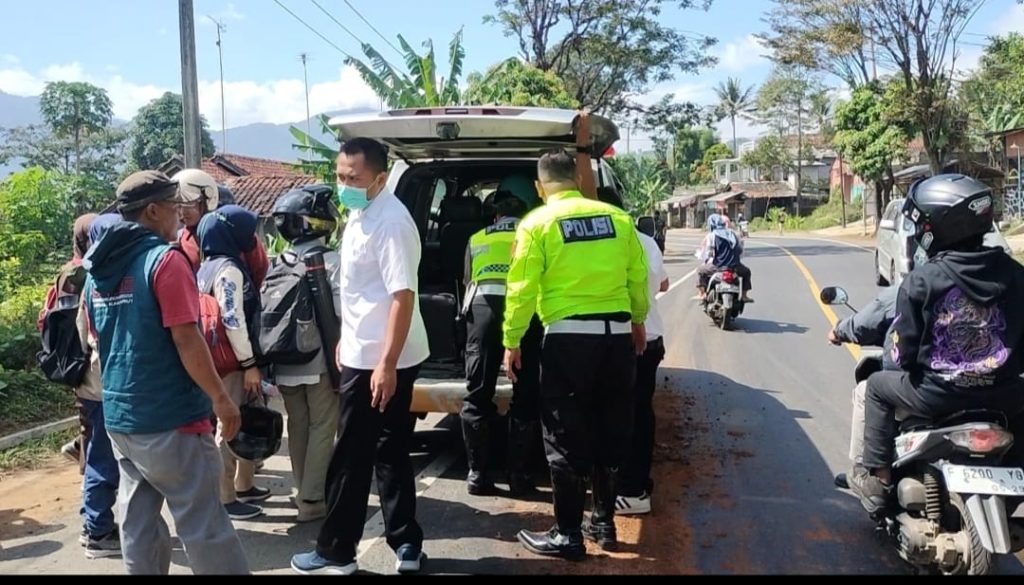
217 185 236 207
272 184 339 242
901 174 994 254
227 395 284 462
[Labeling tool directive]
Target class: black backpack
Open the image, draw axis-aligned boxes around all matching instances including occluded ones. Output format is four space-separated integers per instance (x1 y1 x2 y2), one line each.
37 294 90 387
258 248 327 365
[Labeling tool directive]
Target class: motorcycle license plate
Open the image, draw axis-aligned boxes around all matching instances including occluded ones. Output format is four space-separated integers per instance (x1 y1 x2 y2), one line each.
717 284 740 293
941 464 1024 496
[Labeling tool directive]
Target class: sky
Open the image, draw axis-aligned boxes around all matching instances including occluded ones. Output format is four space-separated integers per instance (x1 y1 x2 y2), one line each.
1 0 1022 151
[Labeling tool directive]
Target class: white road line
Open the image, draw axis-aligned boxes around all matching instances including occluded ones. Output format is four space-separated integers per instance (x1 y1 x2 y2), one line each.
657 269 696 300
355 449 461 561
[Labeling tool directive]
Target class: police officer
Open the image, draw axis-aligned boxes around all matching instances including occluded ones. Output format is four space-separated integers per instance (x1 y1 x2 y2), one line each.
460 184 543 498
504 118 650 559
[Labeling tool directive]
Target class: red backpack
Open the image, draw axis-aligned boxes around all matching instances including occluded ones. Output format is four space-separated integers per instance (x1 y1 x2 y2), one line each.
198 292 240 377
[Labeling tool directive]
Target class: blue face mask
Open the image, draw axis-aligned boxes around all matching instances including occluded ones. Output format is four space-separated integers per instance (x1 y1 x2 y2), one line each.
338 184 370 210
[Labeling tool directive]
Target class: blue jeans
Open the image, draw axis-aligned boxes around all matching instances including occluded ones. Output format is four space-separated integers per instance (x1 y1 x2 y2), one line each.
80 399 119 537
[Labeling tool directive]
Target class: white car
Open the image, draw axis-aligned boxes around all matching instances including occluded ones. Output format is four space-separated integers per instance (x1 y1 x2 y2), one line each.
329 106 624 414
874 197 1011 286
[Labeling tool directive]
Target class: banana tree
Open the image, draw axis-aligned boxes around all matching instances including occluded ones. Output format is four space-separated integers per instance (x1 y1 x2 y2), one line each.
347 29 465 108
290 113 340 184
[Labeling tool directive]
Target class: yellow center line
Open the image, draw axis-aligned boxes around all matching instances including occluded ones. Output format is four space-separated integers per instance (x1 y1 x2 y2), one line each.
753 240 861 362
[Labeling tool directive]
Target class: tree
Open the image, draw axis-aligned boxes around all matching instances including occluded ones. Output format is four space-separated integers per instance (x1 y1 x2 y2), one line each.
759 0 875 89
0 168 79 295
833 82 914 224
347 29 464 109
484 0 717 114
756 65 824 212
38 81 114 175
859 0 983 175
741 135 789 182
130 93 215 170
290 114 341 184
607 154 669 213
713 77 757 152
690 142 732 185
961 33 1024 163
464 58 578 108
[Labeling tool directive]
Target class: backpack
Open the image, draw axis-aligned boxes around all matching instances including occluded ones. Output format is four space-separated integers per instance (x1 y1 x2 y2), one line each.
37 293 90 387
198 292 240 377
257 248 327 366
197 257 260 376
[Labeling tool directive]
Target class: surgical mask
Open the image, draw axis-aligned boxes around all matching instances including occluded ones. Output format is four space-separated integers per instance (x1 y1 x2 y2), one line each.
337 175 383 211
338 184 370 210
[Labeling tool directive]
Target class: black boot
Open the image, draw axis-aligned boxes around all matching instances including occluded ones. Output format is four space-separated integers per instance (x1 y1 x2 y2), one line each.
507 419 540 497
582 466 618 551
517 466 587 559
461 417 496 495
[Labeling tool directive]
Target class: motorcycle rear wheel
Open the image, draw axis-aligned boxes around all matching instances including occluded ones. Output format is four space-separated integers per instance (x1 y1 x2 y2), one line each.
943 492 994 575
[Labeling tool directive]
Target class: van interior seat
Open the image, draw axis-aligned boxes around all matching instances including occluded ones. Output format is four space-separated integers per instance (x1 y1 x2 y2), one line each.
438 197 486 294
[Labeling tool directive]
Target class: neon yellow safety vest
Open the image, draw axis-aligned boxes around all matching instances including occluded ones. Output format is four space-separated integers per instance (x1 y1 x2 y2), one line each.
502 190 649 349
469 218 518 284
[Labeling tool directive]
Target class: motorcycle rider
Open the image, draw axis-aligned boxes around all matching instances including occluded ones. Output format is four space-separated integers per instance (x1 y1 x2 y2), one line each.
828 285 898 489
696 213 752 302
850 174 1024 515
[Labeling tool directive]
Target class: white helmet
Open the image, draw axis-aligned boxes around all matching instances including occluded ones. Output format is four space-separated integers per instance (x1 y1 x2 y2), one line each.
171 169 219 209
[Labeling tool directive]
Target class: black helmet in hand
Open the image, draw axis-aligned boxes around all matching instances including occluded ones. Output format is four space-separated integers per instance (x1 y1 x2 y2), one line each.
901 173 994 255
227 395 284 462
272 184 339 243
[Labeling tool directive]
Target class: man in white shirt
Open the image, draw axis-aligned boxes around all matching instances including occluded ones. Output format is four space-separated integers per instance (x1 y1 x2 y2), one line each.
616 231 669 516
291 138 430 576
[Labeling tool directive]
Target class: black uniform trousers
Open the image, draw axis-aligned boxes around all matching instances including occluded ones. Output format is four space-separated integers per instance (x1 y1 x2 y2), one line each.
541 325 636 533
462 294 543 425
621 337 665 497
317 364 423 562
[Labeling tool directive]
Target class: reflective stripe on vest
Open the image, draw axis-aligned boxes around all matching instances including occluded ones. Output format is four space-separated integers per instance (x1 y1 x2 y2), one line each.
469 219 518 284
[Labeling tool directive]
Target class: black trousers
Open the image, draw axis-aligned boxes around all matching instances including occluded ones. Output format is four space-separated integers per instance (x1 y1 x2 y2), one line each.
863 370 1024 469
698 262 752 292
621 337 665 496
462 294 542 425
541 330 636 475
317 364 423 562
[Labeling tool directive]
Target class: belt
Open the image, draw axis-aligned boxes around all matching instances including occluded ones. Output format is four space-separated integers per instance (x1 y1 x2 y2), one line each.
476 283 507 296
545 319 631 335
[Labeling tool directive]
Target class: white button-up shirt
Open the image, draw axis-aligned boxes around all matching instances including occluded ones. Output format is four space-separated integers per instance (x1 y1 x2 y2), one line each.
638 232 668 342
337 189 430 370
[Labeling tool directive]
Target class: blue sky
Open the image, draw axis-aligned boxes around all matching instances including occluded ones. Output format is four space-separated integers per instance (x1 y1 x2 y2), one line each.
1 0 1022 148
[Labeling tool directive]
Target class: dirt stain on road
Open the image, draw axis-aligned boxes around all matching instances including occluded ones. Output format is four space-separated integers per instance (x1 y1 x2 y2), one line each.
0 455 80 542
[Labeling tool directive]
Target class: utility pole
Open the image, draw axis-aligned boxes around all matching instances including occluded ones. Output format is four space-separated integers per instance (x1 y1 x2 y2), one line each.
839 152 847 228
300 53 312 138
179 0 202 168
209 15 227 154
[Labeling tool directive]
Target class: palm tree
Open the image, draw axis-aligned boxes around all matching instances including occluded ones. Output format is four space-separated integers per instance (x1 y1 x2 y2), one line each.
714 77 757 154
347 29 465 108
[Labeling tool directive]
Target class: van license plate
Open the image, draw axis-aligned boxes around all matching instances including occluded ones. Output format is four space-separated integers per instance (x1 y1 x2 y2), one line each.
941 464 1024 496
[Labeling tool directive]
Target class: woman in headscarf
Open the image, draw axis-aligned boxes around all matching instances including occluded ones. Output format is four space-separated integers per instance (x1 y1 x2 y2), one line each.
696 213 753 301
196 205 270 520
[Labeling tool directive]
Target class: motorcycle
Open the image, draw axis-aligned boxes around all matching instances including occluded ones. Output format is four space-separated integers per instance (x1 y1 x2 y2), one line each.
703 269 745 330
821 285 1024 575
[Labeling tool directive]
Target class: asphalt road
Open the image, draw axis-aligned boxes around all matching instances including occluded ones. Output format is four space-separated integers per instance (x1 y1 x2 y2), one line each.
4 228 1022 574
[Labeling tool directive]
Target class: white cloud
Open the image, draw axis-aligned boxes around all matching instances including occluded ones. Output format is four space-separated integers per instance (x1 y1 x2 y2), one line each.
158 28 169 37
198 65 378 128
2 54 19 66
0 58 377 128
716 35 770 73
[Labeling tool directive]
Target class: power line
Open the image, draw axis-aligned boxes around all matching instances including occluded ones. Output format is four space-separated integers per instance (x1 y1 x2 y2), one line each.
271 0 352 58
310 0 368 48
340 0 403 57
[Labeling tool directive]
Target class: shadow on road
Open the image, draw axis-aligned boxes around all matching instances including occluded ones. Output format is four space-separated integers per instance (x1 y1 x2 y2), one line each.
0 539 62 562
0 508 65 542
649 366 907 574
734 318 810 335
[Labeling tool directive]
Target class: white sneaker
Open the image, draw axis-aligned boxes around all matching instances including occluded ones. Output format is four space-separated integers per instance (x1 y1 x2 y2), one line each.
615 492 651 515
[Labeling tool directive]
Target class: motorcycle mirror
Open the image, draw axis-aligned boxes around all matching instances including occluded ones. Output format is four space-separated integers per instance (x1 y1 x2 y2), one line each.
819 286 849 306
